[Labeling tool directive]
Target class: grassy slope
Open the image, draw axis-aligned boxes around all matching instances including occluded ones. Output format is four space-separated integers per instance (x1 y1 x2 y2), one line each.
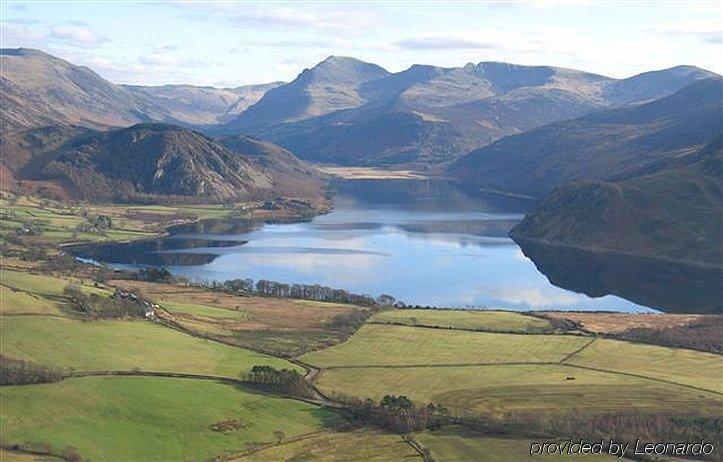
239 430 420 461
567 338 723 393
371 309 553 333
417 427 617 461
1 316 298 376
0 285 63 316
313 364 722 416
0 376 338 461
301 324 588 367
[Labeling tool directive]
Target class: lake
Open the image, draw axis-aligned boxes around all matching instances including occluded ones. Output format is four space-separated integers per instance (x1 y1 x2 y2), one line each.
79 179 656 312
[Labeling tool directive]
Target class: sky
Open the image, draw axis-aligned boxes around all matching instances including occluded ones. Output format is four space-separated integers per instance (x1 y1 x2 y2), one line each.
1 0 721 87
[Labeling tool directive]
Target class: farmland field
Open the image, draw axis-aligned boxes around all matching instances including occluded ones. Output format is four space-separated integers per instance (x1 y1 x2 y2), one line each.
417 426 618 461
566 338 723 393
312 363 723 416
0 376 339 461
371 309 554 333
238 430 421 461
300 324 588 367
113 279 367 356
0 316 298 376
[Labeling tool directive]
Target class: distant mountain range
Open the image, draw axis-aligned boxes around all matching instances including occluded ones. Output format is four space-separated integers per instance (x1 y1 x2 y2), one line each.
2 48 717 167
0 48 281 132
219 56 716 166
450 77 723 198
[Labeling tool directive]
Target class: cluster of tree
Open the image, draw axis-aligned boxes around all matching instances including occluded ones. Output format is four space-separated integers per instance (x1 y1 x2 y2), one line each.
346 395 449 433
0 355 64 385
138 267 174 283
328 309 373 337
240 365 316 399
198 276 400 307
63 284 149 319
74 214 114 234
4 442 83 462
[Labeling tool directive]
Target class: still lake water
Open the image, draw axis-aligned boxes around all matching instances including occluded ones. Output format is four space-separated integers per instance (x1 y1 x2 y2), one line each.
148 180 653 312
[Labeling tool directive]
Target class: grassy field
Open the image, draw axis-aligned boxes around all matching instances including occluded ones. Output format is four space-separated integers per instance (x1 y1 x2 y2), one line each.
566 338 723 393
313 363 723 416
0 376 340 461
238 430 421 461
371 309 554 333
1 316 299 376
301 324 588 367
1 269 110 297
114 279 367 356
0 285 64 316
417 426 617 461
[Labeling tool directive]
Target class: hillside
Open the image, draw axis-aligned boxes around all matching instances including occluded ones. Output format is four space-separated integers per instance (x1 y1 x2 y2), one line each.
511 137 722 264
219 134 327 202
0 48 280 131
450 77 723 198
39 124 272 202
219 58 715 167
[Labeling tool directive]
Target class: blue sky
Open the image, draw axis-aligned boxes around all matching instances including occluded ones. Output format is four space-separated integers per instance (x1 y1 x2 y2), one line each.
1 1 720 87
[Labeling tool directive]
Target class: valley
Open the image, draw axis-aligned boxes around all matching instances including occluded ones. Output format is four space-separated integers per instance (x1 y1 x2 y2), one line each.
0 24 721 462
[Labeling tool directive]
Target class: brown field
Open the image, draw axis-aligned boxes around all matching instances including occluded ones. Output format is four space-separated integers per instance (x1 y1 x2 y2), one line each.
540 312 704 334
110 279 369 356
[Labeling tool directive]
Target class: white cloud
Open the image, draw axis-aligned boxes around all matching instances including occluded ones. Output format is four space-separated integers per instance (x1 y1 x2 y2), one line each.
396 36 498 50
647 20 722 44
51 23 107 46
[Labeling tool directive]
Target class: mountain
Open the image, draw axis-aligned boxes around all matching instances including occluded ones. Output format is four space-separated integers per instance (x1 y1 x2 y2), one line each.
511 137 723 264
0 48 280 132
449 77 723 198
40 124 273 202
219 134 327 201
122 82 283 126
226 56 390 133
0 48 155 131
220 58 715 167
509 138 722 313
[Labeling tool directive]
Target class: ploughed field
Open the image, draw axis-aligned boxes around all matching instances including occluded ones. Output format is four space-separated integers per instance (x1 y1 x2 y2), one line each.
1 242 721 460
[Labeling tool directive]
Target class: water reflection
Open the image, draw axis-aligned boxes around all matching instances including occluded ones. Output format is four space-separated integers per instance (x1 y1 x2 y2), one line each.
123 179 652 312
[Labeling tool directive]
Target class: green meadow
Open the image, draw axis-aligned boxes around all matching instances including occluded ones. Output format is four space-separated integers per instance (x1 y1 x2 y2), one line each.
0 316 298 376
0 376 339 461
312 363 723 416
301 324 588 367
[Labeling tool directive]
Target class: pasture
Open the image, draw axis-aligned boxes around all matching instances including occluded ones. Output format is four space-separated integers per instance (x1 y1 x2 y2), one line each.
0 316 298 376
566 338 723 393
0 376 339 461
300 324 589 367
371 309 554 333
312 364 723 416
